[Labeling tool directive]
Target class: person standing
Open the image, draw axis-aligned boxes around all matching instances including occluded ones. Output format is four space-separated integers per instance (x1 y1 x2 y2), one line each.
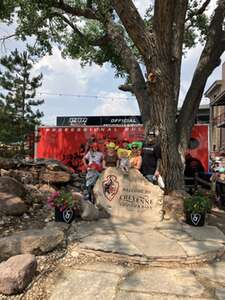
141 131 161 183
102 142 119 169
83 143 103 203
129 142 142 170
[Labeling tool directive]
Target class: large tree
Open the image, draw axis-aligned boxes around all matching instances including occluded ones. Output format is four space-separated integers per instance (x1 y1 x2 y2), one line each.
0 49 44 152
1 0 225 191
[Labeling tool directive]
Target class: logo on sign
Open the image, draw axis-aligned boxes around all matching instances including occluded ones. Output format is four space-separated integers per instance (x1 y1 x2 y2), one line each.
63 208 74 223
102 175 119 201
69 117 88 125
191 213 201 226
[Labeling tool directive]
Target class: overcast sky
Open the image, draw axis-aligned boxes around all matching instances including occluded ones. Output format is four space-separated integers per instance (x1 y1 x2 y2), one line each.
0 0 225 125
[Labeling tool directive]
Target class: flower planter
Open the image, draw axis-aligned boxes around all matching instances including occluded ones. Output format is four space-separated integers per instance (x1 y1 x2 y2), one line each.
186 212 205 227
55 207 75 224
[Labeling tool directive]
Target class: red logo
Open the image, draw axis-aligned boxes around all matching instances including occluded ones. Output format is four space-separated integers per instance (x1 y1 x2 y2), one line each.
102 175 119 201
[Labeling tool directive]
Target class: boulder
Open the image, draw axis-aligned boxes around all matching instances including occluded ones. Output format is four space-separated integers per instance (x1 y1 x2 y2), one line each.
0 176 26 197
0 193 28 216
94 167 164 222
0 228 65 261
0 254 37 295
81 200 99 221
40 170 71 183
3 170 33 184
72 192 84 202
0 158 18 170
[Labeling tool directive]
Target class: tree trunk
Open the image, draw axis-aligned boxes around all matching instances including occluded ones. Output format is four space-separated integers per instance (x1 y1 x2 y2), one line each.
145 60 184 192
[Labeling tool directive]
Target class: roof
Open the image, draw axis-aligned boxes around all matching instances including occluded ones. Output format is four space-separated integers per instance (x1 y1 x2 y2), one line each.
205 80 223 97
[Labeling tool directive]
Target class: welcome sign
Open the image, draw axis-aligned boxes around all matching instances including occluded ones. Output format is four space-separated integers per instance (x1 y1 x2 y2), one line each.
94 167 164 222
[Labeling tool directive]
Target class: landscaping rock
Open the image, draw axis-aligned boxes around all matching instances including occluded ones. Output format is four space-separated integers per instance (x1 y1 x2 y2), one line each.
0 228 65 261
0 158 18 170
94 167 164 222
81 200 99 221
0 176 26 197
0 254 37 295
0 193 28 216
40 170 71 183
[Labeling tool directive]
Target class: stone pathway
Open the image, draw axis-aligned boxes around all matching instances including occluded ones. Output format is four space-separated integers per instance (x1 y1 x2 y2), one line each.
49 261 225 300
68 218 225 265
48 218 225 300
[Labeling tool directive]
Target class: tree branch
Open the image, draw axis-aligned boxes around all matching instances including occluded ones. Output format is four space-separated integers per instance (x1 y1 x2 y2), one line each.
171 0 188 104
153 0 177 48
105 19 152 126
0 33 16 41
119 84 134 93
51 11 108 46
52 0 99 20
112 0 152 59
177 0 225 147
186 0 211 21
196 0 211 15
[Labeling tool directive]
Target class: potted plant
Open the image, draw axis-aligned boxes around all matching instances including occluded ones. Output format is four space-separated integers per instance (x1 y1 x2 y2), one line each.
47 190 75 224
184 190 211 226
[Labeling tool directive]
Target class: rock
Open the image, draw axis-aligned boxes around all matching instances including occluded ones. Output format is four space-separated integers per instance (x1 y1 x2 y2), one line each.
72 192 84 202
81 200 99 221
97 204 111 219
0 158 18 170
0 254 37 295
0 176 26 197
38 184 56 194
0 169 9 177
0 228 65 261
40 170 71 183
94 167 164 222
0 176 28 216
0 193 28 216
1 170 33 184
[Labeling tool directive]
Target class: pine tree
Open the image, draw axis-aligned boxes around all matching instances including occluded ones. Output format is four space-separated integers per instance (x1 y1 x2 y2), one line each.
0 49 44 154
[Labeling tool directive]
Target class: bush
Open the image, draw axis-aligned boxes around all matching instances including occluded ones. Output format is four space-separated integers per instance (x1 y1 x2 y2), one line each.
184 190 212 214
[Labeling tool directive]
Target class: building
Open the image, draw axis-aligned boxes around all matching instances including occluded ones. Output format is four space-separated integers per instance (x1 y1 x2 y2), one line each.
205 62 225 152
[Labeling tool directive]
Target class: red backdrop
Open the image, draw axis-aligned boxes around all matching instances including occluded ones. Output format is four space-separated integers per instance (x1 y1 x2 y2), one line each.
36 124 208 171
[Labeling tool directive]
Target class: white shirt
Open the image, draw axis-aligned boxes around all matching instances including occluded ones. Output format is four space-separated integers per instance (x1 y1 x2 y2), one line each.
84 150 103 165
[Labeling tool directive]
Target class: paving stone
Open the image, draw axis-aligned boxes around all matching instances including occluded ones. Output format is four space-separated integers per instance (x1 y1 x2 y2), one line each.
178 240 224 257
182 225 225 243
116 291 213 300
123 230 186 258
155 221 183 231
120 268 205 297
74 220 116 240
80 232 142 256
195 261 225 284
215 288 225 300
157 229 191 241
50 269 119 300
75 262 129 275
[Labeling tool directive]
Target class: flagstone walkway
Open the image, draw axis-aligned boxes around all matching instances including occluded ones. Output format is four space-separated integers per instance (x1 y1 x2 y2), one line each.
48 218 225 300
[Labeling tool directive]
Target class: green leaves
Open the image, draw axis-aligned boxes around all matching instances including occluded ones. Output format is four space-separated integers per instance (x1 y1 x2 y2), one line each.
184 190 212 213
0 49 44 153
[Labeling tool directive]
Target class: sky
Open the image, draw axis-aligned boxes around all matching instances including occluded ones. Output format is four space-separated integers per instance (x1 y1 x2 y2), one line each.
0 0 225 125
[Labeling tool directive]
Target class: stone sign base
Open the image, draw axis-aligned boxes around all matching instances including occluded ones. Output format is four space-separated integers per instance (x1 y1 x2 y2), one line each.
94 167 164 222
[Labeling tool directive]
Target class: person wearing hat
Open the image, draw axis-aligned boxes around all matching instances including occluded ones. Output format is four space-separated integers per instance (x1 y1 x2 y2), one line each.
83 142 103 170
141 131 161 183
83 142 103 203
103 142 119 169
129 141 142 170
